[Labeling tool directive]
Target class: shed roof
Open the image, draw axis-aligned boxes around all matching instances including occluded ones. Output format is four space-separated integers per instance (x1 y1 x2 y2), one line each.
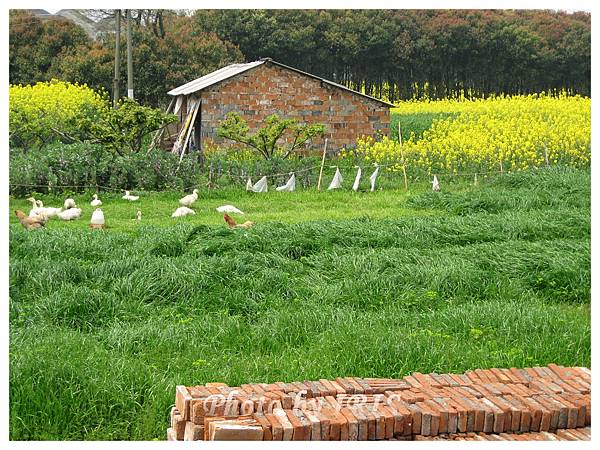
167 58 394 107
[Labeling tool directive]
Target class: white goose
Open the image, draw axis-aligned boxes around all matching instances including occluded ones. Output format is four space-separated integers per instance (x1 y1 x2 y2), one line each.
122 190 139 201
172 206 195 218
91 194 102 207
57 208 82 221
27 197 43 217
63 198 76 209
34 200 62 218
216 205 244 214
179 189 198 207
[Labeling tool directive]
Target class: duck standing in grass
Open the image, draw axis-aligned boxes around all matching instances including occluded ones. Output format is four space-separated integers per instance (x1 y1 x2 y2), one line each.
179 189 198 207
27 197 43 217
91 194 102 207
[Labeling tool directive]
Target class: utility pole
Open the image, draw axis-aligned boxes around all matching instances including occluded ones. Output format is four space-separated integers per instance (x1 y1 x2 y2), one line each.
113 9 121 108
126 9 134 99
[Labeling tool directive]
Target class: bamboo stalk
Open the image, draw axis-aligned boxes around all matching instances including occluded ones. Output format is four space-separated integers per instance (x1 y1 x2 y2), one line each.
316 138 328 191
398 123 408 190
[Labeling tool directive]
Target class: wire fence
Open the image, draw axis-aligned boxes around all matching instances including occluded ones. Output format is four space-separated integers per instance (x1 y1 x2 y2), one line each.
9 158 511 195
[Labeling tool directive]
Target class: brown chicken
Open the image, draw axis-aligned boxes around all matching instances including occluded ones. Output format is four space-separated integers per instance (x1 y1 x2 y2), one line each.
15 210 48 230
223 214 255 229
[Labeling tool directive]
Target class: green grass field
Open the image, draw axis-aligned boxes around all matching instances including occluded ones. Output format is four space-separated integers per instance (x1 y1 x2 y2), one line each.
9 167 590 440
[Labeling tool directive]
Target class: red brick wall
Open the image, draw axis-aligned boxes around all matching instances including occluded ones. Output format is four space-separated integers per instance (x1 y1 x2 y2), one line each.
197 62 390 153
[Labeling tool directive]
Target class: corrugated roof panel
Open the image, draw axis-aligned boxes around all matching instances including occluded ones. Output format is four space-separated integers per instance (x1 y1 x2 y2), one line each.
167 61 264 96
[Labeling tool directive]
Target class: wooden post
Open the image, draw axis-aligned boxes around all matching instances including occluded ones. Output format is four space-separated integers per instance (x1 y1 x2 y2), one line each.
173 97 199 156
474 172 478 186
316 138 328 191
126 9 134 99
398 123 408 190
544 146 550 166
112 10 121 108
178 99 200 165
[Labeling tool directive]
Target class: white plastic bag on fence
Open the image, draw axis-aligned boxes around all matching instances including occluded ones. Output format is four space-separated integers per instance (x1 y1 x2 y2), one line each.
246 177 253 191
327 167 343 190
352 167 362 191
369 165 380 192
276 173 296 192
432 174 440 192
251 176 268 193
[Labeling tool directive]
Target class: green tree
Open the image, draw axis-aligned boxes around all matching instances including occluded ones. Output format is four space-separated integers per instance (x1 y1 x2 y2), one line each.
217 112 325 160
88 98 177 154
9 11 90 85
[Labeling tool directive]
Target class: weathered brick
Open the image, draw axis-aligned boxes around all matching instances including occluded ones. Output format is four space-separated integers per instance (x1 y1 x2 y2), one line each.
175 386 192 421
183 421 204 441
273 408 294 440
340 407 359 440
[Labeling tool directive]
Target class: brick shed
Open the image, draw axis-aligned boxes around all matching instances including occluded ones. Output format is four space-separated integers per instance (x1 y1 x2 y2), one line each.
161 58 393 155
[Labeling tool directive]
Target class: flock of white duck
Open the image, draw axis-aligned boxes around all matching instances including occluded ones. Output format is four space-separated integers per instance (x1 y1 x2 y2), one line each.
171 188 244 217
25 188 244 226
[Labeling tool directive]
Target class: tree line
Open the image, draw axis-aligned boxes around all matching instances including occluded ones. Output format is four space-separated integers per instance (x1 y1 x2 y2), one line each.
9 9 590 106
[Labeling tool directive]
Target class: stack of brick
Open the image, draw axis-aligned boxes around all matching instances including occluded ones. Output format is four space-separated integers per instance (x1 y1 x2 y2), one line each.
167 364 591 441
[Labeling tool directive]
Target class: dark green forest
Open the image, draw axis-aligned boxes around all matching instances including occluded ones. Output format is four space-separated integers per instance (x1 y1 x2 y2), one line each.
10 9 590 106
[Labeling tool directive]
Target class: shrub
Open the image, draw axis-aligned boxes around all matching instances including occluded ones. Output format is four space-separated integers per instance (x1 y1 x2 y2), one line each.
217 112 325 160
89 98 177 155
9 144 203 195
9 80 108 149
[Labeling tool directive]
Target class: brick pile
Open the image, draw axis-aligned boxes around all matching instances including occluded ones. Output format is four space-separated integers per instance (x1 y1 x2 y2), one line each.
167 364 590 441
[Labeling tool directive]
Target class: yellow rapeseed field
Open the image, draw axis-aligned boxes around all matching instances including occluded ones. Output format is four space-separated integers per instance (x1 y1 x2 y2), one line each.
355 93 591 175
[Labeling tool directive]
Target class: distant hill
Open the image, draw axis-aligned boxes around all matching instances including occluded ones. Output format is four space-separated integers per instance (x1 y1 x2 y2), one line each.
28 9 111 40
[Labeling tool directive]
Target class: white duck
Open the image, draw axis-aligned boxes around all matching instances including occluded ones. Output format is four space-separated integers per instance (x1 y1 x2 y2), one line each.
90 208 105 225
34 200 62 218
136 210 142 221
91 194 102 207
179 189 198 207
216 205 244 214
57 208 82 221
63 198 76 209
122 190 139 201
172 206 195 218
27 197 43 217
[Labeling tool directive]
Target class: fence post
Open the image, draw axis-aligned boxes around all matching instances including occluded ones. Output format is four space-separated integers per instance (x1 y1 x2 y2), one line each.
398 123 409 190
317 138 328 191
